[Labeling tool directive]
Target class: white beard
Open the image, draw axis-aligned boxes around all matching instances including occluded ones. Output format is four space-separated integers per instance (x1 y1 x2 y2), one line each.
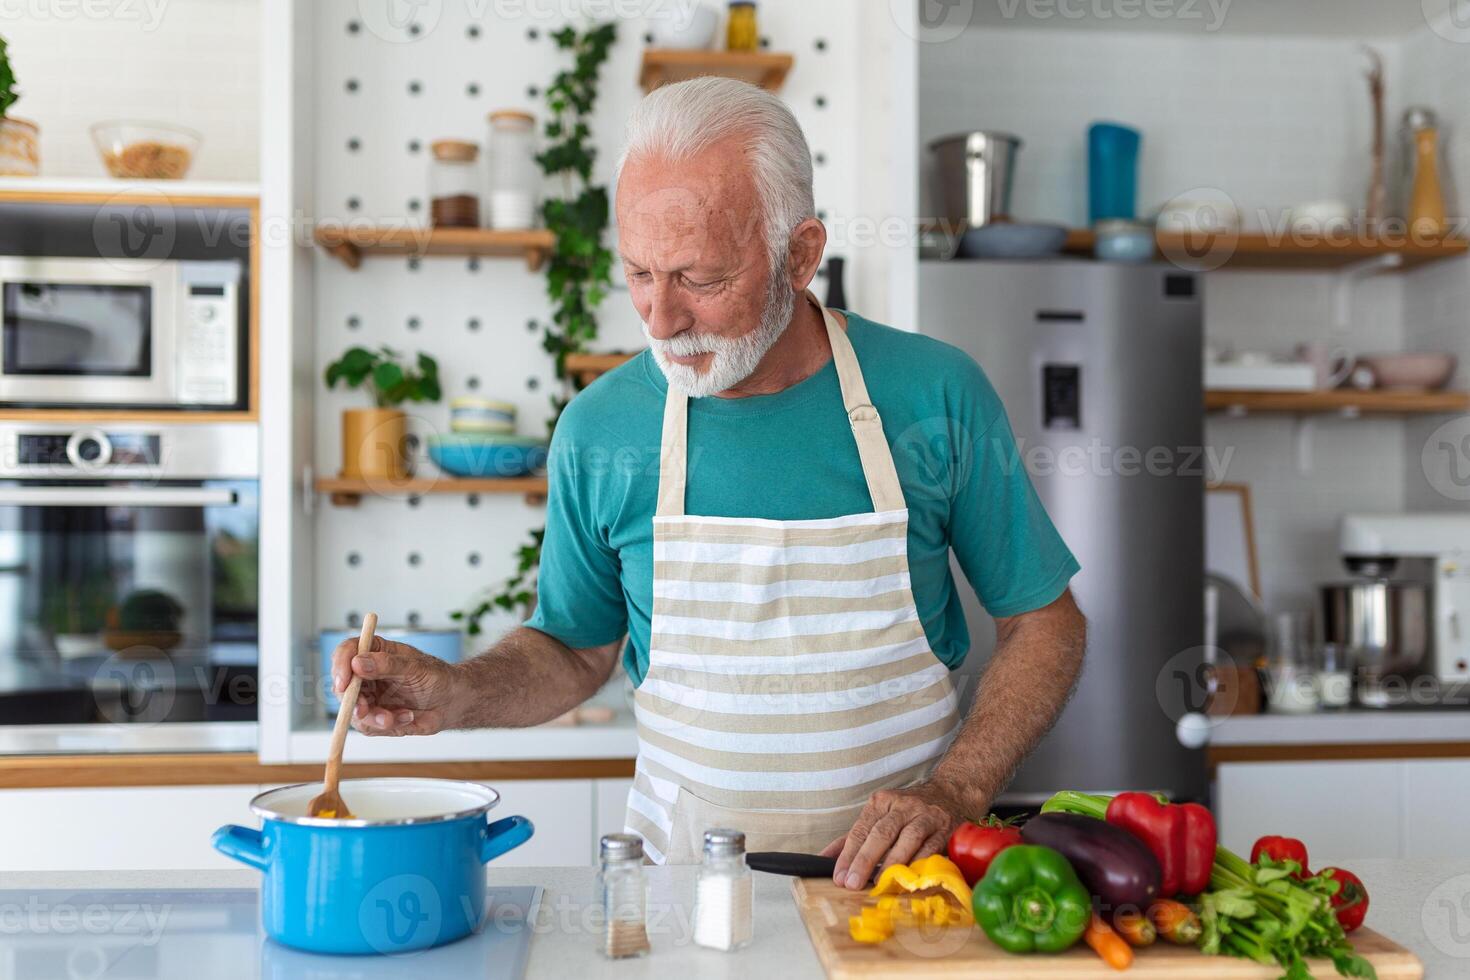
644 276 798 398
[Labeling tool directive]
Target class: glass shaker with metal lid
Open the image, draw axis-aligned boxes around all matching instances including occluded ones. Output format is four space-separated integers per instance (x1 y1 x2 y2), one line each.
693 827 754 951
597 834 650 959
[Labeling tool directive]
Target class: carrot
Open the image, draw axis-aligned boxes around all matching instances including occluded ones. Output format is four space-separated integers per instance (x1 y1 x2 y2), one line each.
1147 899 1202 946
1085 912 1134 970
1113 908 1156 948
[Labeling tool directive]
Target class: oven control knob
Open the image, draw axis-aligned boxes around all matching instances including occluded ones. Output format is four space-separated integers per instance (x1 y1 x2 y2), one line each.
66 430 112 469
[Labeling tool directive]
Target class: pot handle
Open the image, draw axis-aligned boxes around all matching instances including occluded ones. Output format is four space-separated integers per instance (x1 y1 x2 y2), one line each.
212 825 270 871
480 815 534 864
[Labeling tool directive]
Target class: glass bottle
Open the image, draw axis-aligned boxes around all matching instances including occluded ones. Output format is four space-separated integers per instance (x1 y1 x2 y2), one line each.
597 834 649 959
726 1 759 52
693 828 753 951
485 110 539 230
428 140 481 228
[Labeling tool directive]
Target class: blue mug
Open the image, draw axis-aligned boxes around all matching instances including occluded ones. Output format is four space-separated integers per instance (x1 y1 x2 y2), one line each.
213 778 533 954
1088 122 1142 225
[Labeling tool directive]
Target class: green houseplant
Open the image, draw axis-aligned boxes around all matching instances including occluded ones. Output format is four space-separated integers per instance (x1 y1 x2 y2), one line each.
453 22 617 635
325 346 441 481
0 33 38 176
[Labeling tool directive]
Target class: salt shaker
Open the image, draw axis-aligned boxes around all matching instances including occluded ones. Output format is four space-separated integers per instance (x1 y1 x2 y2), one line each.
598 834 650 959
693 828 754 951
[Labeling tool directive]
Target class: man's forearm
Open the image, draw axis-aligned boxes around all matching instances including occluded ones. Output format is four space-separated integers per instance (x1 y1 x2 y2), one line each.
928 591 1087 817
446 626 617 729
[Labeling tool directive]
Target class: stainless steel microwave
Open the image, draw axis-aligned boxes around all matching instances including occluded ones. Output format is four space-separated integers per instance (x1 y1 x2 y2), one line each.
0 256 243 410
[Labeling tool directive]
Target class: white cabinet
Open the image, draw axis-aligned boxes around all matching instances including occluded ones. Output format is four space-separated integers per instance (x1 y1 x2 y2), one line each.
593 777 634 844
1216 759 1470 865
0 784 264 872
0 779 602 872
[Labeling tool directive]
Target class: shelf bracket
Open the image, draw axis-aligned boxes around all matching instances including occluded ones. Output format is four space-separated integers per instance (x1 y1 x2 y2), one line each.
1333 252 1403 332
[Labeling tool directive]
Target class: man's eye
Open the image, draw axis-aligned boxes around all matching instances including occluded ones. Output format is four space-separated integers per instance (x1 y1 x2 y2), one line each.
628 270 651 281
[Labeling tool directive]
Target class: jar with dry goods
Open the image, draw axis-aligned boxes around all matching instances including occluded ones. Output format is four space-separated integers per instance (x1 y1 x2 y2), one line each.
485 110 539 230
727 1 759 52
429 139 481 228
597 834 650 959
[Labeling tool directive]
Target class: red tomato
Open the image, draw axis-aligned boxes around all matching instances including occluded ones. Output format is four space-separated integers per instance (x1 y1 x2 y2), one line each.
1251 835 1311 879
1318 867 1369 932
946 815 1023 885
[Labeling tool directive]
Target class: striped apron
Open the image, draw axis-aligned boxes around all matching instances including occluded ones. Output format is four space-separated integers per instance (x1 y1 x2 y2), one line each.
624 291 961 865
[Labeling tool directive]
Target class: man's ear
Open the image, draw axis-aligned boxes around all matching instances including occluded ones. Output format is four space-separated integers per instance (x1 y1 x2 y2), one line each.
786 216 829 293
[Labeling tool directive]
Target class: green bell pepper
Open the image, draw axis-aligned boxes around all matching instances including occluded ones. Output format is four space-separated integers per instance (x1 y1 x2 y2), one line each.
972 844 1091 954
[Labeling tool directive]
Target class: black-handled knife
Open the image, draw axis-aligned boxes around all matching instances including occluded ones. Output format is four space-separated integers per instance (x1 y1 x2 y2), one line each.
746 851 838 878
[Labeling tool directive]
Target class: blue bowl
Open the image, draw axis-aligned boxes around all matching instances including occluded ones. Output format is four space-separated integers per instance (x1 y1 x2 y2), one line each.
956 222 1069 259
213 778 533 955
428 435 548 479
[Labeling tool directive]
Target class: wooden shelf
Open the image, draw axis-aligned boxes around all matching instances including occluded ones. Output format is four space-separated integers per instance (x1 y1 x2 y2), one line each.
1061 229 1469 270
1206 388 1470 416
315 475 548 506
313 225 555 270
639 49 794 92
566 352 637 385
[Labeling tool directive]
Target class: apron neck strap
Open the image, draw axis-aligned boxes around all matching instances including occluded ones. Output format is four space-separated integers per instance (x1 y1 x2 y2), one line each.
655 290 907 518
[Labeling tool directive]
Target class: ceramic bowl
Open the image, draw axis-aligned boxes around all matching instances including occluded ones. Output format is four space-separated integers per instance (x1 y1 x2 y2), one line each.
647 1 718 49
429 434 548 478
1358 352 1457 390
956 222 1069 260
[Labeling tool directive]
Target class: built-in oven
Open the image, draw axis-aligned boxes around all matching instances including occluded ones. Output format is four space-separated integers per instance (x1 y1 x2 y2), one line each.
0 256 244 410
0 422 258 751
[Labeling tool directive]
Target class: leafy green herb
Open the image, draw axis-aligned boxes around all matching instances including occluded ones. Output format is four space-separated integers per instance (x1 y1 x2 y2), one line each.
0 35 17 118
324 346 441 408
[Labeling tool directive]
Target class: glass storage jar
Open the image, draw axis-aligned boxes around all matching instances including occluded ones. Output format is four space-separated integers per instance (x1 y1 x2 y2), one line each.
726 1 759 52
485 110 539 230
429 139 481 228
597 834 650 959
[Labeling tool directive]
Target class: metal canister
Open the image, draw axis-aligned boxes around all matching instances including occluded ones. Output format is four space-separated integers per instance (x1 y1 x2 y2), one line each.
928 131 1023 229
1320 580 1433 705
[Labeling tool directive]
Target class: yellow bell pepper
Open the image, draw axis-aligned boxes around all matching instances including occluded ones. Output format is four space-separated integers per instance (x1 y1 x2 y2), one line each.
868 854 973 908
848 904 897 943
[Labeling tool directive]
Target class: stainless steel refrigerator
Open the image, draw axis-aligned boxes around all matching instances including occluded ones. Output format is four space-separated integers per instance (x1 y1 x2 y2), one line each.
919 259 1205 803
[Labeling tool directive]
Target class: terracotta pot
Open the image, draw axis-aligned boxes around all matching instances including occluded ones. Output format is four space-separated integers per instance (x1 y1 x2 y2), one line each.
341 408 408 480
0 116 40 176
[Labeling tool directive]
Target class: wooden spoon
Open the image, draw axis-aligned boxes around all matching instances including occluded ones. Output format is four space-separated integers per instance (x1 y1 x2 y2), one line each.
307 612 376 818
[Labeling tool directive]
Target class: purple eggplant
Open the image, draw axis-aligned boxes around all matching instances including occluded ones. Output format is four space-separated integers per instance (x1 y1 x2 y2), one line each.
1020 811 1161 912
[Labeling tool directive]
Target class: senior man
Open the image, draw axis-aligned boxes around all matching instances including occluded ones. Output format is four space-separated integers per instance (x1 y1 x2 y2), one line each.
333 77 1085 889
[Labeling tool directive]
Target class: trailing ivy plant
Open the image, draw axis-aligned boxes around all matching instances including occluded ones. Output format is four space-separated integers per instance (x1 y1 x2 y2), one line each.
453 22 617 636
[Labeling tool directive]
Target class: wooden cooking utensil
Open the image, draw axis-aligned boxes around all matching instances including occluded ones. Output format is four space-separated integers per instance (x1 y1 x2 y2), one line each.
307 612 377 818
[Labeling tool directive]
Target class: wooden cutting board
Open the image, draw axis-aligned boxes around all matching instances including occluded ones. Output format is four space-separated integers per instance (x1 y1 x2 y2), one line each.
792 878 1423 979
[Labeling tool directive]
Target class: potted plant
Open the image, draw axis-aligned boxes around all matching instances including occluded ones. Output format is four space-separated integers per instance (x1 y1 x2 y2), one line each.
42 577 113 660
0 34 39 176
324 346 441 481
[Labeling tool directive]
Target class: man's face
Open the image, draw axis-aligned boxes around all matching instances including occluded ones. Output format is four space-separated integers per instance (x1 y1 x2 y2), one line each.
616 143 793 396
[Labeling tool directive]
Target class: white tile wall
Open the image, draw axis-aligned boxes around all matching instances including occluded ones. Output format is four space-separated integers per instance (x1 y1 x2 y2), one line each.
0 0 260 180
1398 21 1470 512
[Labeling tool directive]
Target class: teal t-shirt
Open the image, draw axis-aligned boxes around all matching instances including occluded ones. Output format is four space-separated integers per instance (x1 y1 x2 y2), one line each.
526 311 1080 687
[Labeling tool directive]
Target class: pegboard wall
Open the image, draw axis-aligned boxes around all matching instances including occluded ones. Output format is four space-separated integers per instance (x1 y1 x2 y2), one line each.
310 0 870 645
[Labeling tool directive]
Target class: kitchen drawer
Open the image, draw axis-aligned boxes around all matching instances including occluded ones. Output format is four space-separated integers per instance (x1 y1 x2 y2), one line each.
0 784 265 871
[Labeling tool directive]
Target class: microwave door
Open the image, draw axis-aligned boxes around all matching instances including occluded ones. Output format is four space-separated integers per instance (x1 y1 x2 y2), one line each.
0 257 177 408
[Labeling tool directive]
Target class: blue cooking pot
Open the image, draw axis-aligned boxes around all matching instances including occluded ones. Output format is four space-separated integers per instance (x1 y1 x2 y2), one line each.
212 778 533 955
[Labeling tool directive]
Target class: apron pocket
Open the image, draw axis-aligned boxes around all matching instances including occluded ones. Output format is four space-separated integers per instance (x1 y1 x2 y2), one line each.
664 785 863 865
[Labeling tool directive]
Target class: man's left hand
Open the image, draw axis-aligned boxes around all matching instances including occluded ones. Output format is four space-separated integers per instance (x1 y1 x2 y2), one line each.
821 781 974 890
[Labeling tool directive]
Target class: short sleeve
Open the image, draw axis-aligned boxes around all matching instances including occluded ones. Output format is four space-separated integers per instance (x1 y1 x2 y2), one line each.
947 374 1080 619
524 428 627 648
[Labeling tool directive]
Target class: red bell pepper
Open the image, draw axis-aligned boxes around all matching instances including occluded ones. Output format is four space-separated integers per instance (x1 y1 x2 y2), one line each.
1104 792 1216 898
1251 835 1311 879
1317 867 1369 932
946 814 1023 886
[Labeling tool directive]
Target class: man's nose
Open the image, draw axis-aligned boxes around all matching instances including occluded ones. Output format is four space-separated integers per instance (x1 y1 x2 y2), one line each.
644 279 691 341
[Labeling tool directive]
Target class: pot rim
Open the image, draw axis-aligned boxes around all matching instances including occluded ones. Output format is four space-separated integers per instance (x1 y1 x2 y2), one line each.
249 777 500 828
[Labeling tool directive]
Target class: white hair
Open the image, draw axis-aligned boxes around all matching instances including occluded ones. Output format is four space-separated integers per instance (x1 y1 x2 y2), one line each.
617 76 816 274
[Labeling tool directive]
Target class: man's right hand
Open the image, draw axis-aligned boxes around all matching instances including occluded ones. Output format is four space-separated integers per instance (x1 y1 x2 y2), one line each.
330 635 459 736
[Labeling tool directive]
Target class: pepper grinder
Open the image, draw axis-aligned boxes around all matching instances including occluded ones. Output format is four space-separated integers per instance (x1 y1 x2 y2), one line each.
1403 107 1449 239
823 256 847 310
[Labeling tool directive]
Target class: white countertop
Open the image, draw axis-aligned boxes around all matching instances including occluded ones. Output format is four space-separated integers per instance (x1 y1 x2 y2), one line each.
4 860 1469 978
1208 709 1470 746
